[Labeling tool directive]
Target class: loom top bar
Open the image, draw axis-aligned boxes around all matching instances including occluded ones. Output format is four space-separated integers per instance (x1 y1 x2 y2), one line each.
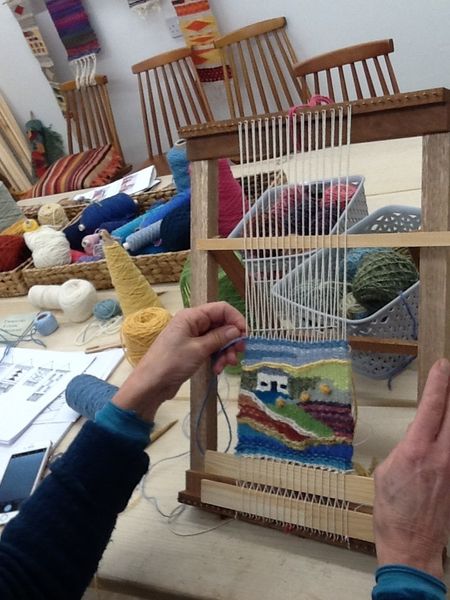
181 88 450 160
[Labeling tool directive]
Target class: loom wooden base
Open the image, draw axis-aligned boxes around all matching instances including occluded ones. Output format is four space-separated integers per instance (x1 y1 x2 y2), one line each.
179 452 375 554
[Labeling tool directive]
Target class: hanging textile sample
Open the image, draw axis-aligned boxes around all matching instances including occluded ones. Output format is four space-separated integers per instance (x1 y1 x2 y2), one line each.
171 0 225 82
6 0 65 111
45 0 101 87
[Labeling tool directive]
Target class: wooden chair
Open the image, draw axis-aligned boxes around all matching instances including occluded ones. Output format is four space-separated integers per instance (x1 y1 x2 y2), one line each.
132 48 213 175
293 39 400 103
60 75 131 176
214 17 307 119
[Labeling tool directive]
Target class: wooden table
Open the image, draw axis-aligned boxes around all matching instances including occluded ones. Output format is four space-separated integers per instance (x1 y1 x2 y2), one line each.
6 137 449 599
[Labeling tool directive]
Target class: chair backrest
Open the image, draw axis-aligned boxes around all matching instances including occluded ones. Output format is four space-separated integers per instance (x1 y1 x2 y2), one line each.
60 75 125 162
214 17 307 118
132 48 213 171
293 39 400 103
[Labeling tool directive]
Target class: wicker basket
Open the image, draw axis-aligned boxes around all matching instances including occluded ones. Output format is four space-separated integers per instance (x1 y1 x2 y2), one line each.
272 205 421 379
0 259 31 298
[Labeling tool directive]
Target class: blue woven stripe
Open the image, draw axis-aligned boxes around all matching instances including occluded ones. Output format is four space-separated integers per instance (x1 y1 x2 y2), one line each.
243 337 350 368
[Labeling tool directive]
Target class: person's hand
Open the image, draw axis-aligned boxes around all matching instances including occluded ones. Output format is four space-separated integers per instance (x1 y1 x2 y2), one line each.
373 358 450 579
112 302 246 422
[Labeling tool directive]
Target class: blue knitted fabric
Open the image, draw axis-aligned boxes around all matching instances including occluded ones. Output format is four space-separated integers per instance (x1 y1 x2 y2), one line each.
236 337 354 470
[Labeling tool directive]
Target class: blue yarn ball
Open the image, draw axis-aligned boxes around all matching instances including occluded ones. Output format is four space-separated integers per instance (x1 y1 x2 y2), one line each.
66 374 118 420
78 193 138 234
64 220 85 251
93 299 122 321
160 201 191 251
167 141 190 192
98 217 134 232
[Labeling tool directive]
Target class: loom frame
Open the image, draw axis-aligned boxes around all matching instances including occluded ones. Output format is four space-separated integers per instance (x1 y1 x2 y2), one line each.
178 88 450 551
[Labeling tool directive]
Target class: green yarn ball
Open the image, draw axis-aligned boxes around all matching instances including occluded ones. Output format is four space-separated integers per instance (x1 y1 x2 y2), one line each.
352 250 418 310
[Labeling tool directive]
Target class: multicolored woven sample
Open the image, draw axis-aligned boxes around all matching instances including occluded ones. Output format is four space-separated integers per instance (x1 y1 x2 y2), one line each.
236 337 355 470
45 0 100 85
171 0 225 82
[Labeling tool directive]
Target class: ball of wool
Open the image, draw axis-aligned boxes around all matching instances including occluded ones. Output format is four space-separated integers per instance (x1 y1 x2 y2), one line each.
93 298 122 321
28 285 61 310
270 185 304 235
58 279 97 322
78 193 138 233
23 218 39 233
160 201 190 251
24 226 71 268
323 183 358 208
341 247 382 282
352 250 419 310
293 197 339 235
37 203 69 228
70 249 87 263
64 220 85 251
81 232 101 255
0 235 30 271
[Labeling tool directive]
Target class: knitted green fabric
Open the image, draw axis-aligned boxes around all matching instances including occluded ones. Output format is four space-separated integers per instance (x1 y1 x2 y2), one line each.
352 250 418 310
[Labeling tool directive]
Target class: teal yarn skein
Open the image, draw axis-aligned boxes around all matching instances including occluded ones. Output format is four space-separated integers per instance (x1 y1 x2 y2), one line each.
167 139 190 192
66 374 118 420
352 250 419 310
93 299 122 321
342 247 382 282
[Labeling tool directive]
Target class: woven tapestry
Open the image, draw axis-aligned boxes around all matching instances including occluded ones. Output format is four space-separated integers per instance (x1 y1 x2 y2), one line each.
45 0 100 87
171 0 225 82
236 338 355 470
6 0 65 111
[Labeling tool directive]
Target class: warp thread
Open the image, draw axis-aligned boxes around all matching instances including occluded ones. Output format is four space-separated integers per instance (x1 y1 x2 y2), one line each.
0 236 31 272
34 311 59 336
167 140 190 192
37 203 69 228
78 193 138 233
93 299 122 321
28 279 97 322
124 190 190 252
24 226 71 268
352 250 419 311
121 306 172 366
103 234 162 316
66 374 118 419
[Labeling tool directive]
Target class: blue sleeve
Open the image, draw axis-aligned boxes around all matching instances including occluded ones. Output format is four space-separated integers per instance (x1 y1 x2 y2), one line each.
373 565 447 599
0 406 150 600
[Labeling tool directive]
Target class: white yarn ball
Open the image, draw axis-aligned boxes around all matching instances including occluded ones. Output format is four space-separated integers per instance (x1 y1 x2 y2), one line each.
25 226 71 268
28 285 61 310
58 279 97 323
37 203 69 228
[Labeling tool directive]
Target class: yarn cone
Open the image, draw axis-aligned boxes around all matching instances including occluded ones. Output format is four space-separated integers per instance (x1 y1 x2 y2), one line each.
102 231 162 316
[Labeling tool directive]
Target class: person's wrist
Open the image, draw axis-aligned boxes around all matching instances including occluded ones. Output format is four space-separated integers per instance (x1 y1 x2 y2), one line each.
376 541 444 580
112 366 169 423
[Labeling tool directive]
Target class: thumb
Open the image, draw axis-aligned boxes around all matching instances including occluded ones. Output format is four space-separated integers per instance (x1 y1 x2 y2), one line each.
198 325 241 357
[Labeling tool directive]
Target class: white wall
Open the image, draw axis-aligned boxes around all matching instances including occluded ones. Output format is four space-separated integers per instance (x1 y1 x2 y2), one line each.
1 0 450 168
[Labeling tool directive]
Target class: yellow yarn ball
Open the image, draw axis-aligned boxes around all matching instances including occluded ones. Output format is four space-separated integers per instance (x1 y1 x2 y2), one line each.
37 203 69 229
121 307 172 366
23 219 39 233
0 219 27 235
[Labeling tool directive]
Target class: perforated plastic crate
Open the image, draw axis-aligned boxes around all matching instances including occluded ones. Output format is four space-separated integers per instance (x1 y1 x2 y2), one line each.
272 205 421 379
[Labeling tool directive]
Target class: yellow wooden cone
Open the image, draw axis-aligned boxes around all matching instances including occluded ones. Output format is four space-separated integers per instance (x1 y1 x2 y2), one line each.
102 231 162 316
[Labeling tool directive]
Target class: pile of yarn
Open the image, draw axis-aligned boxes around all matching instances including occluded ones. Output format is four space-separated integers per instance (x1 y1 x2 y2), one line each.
28 279 97 322
24 225 71 268
37 203 69 228
122 306 172 366
0 235 31 272
253 181 358 241
340 247 419 319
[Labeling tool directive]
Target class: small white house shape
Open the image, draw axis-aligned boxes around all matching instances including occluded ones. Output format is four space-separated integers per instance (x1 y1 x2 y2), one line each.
256 370 289 394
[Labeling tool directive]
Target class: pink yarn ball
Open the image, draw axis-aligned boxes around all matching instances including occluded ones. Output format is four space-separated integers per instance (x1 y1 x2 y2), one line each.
81 232 101 256
323 183 358 208
218 159 247 237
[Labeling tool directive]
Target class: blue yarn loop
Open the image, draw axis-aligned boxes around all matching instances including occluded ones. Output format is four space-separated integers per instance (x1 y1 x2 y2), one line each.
93 299 122 321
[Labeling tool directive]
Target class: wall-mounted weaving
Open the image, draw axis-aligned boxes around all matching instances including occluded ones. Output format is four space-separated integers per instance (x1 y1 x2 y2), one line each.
6 0 65 111
171 0 225 82
45 0 100 87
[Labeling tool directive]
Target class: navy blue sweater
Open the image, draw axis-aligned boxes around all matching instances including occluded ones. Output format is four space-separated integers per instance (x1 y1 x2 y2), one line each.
0 405 446 599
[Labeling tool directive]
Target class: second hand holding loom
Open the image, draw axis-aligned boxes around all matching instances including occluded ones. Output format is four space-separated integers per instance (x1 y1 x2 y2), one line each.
178 88 450 551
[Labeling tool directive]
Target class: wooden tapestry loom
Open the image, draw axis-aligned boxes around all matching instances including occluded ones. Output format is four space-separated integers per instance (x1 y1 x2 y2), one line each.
178 88 450 552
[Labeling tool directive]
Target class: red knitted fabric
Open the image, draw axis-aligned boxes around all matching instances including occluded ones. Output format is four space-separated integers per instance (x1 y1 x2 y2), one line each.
218 159 246 237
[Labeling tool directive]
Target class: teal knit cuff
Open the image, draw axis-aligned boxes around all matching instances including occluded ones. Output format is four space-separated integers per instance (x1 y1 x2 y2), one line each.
373 565 447 599
95 402 153 449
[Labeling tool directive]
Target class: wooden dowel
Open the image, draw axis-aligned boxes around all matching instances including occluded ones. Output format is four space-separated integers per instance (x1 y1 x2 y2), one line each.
196 231 450 251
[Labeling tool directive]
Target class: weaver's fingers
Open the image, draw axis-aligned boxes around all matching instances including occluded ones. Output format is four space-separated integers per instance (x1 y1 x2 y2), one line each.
407 359 450 444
